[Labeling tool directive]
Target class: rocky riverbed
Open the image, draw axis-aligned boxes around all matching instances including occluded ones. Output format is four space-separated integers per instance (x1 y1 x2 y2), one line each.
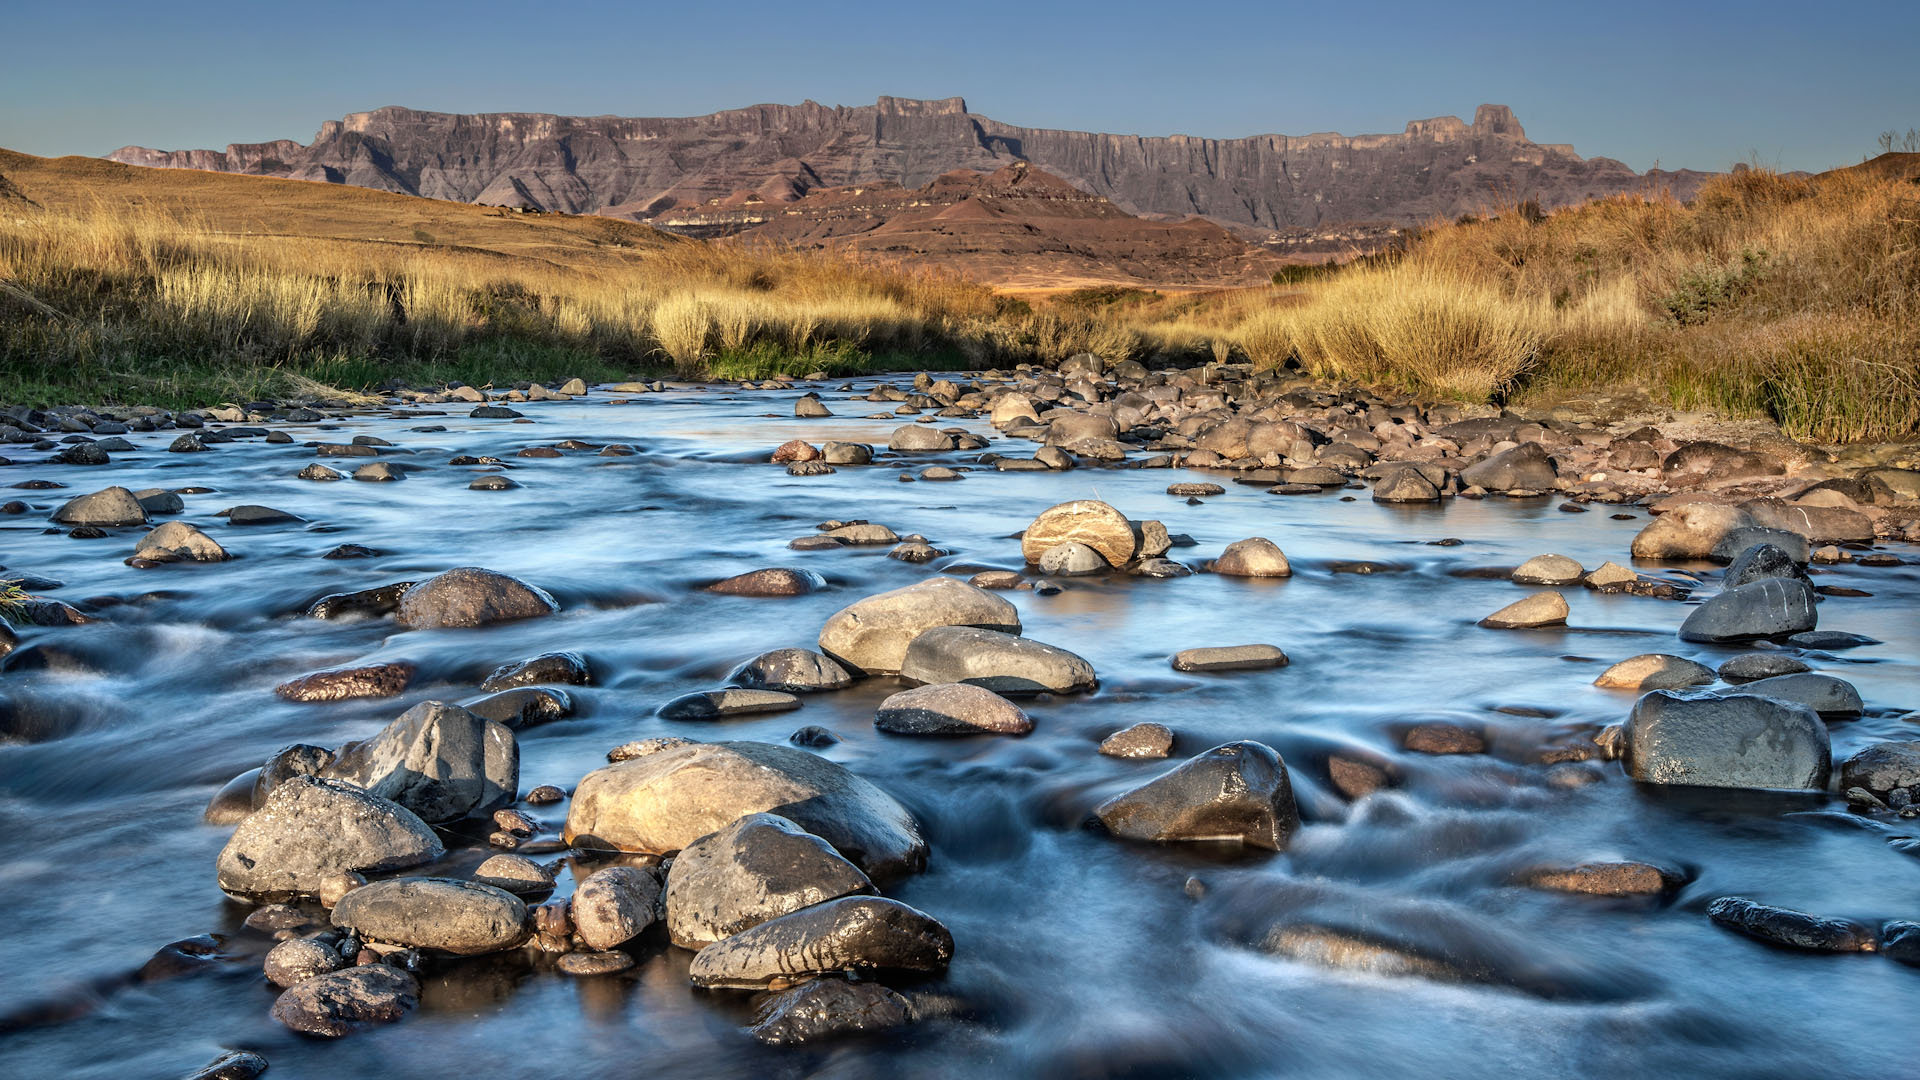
1 358 1917 1079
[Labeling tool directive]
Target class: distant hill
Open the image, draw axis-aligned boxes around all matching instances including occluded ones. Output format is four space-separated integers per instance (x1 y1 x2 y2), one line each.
106 97 1715 247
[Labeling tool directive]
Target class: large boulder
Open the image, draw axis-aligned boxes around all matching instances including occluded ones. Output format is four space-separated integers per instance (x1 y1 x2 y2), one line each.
1740 497 1875 544
1211 537 1292 578
899 626 1095 695
323 702 518 823
685 896 953 989
330 877 528 955
571 866 662 950
51 486 147 527
1630 503 1754 560
1462 442 1557 492
216 776 442 900
1736 672 1864 717
1095 741 1299 850
817 578 1020 675
1020 500 1137 567
874 682 1034 735
1623 690 1830 790
1839 741 1920 804
1677 578 1817 643
564 740 927 876
663 812 875 948
392 567 558 629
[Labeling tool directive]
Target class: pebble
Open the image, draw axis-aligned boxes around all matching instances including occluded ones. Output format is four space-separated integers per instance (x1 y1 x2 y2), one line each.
1099 723 1174 759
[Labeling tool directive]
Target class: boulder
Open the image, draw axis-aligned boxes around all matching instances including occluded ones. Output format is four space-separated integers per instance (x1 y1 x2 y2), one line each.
1211 537 1292 578
1630 503 1754 561
275 662 415 703
1371 467 1441 503
1479 592 1568 629
330 877 528 955
1039 541 1108 576
1020 500 1137 567
708 568 826 597
571 866 662 950
322 702 518 823
1677 578 1817 643
1741 498 1875 544
1099 723 1174 759
1662 442 1784 488
1512 554 1583 586
216 776 442 899
270 965 419 1037
1462 442 1557 492
749 979 912 1046
1736 672 1864 717
264 938 344 988
1593 654 1716 691
886 426 954 452
1706 896 1876 952
50 486 146 527
1722 543 1809 589
874 682 1033 735
899 626 1095 695
733 648 853 693
461 686 573 729
1716 653 1810 683
817 578 1020 676
392 567 558 629
564 741 927 876
1839 741 1920 804
1623 690 1830 790
1095 741 1299 850
1170 645 1289 672
659 688 801 720
664 812 875 948
686 897 953 989
1521 862 1681 897
130 521 229 564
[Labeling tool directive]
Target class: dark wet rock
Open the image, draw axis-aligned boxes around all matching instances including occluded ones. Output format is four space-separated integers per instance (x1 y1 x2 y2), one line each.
1210 537 1292 578
687 896 953 990
572 865 662 950
790 725 839 747
1095 741 1298 850
472 853 554 895
1479 591 1568 628
316 442 377 457
224 505 302 526
734 648 853 693
168 433 208 453
1593 654 1715 690
1706 896 1875 952
1403 723 1486 754
265 937 345 988
557 950 634 976
660 688 803 720
875 682 1032 735
352 462 404 481
271 964 419 1037
525 784 566 805
899 625 1095 695
393 567 558 629
275 662 416 703
1839 741 1920 804
709 567 827 597
471 405 522 419
1133 557 1193 578
307 582 413 620
1520 862 1680 897
1786 630 1879 650
565 740 926 876
1742 497 1875 544
820 441 873 465
1723 543 1809 589
787 460 836 477
331 877 528 955
132 488 183 514
1327 754 1391 798
482 650 589 690
217 776 443 899
818 578 1020 676
1716 652 1810 682
128 521 229 565
1099 723 1174 759
323 701 517 823
322 543 380 559
457 686 574 731
1710 527 1810 565
469 474 519 491
1624 690 1830 790
1171 644 1288 672
255 744 337 804
1020 500 1136 567
664 812 875 949
50 486 146 527
1735 672 1863 717
1512 554 1583 585
749 978 912 1046
300 463 345 482
1884 921 1920 967
1678 578 1817 643
185 1049 270 1080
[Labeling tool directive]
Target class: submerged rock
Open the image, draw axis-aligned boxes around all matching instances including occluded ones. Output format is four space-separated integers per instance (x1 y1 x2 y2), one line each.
659 688 802 720
1706 896 1876 952
481 650 590 690
1736 672 1864 717
1099 723 1174 759
686 896 953 989
1521 862 1680 897
1096 741 1299 850
275 662 416 703
1623 690 1830 790
1171 644 1288 672
1716 652 1810 683
749 978 913 1046
709 567 827 597
664 812 875 948
1479 591 1568 629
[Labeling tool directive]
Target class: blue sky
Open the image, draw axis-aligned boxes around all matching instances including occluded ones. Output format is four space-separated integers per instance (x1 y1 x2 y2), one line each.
3 0 1914 172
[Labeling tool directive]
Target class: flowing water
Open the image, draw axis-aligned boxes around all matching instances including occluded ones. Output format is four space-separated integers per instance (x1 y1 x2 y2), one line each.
1 380 1916 1079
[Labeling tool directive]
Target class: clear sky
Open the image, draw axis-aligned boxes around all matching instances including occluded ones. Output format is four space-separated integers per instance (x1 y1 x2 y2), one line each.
3 0 1915 173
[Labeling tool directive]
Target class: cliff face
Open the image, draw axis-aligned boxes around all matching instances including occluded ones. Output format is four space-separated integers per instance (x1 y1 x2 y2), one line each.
106 98 1710 234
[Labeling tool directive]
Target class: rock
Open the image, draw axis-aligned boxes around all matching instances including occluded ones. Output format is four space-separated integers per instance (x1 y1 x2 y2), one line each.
1838 741 1920 803
1736 672 1864 717
824 523 898 545
185 1050 270 1079
225 505 302 526
50 486 146 527
1786 630 1878 650
564 740 927 876
709 567 826 597
1585 561 1637 588
352 462 404 481
1716 652 1810 682
1038 541 1108 576
886 426 954 451
1742 498 1875 544
1677 578 1817 643
1020 500 1137 566
469 474 518 491
899 626 1095 695
817 578 1020 676
660 688 802 720
1479 592 1568 628
1712 527 1811 566
557 950 634 976
1099 723 1174 759
1512 554 1583 586
1593 654 1715 690
1168 483 1225 497
772 439 820 463
1371 466 1441 503
264 938 344 988
217 776 442 899
393 567 558 629
1462 443 1556 492
1094 741 1299 850
330 877 528 955
734 648 853 693
559 378 588 395
481 650 589 690
471 406 522 419
456 687 572 730
1404 723 1486 754
686 896 953 989
1630 503 1754 560
795 397 832 419
169 433 208 453
1170 644 1288 672
1882 922 1920 967
129 521 229 564
874 682 1032 735
132 489 184 514
1624 690 1830 790
1722 542 1809 589
323 701 518 823
1211 537 1292 578
663 812 875 948
572 866 662 950
1663 443 1785 487
749 978 913 1046
307 582 413 620
1706 896 1875 952
275 662 416 703
53 441 109 465
821 442 872 465
1522 862 1680 897
473 853 554 895
270 964 419 1037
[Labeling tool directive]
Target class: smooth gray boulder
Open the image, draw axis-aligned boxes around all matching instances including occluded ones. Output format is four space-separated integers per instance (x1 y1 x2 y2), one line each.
323 701 517 823
1631 503 1754 560
1095 741 1299 850
1716 653 1810 683
1039 541 1108 576
874 682 1033 735
664 812 875 948
1462 442 1556 492
51 486 147 527
1624 690 1830 790
264 938 345 989
1371 467 1441 503
564 741 927 876
1715 531 1810 568
392 567 558 629
330 877 528 955
1737 672 1864 717
886 426 954 451
270 964 419 1037
686 896 953 989
571 865 662 950
899 626 1095 695
732 648 853 693
216 776 442 900
1211 537 1292 578
130 521 229 564
1839 741 1920 804
460 686 573 729
818 578 1020 675
1678 578 1817 643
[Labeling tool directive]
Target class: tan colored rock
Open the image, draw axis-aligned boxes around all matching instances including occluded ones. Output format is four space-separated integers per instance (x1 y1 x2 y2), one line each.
1020 500 1137 567
817 578 1019 675
1479 591 1568 628
1212 537 1292 578
1593 654 1715 690
1629 503 1754 561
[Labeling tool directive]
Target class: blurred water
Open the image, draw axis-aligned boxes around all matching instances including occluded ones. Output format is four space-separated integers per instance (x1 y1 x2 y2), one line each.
0 380 1915 1078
